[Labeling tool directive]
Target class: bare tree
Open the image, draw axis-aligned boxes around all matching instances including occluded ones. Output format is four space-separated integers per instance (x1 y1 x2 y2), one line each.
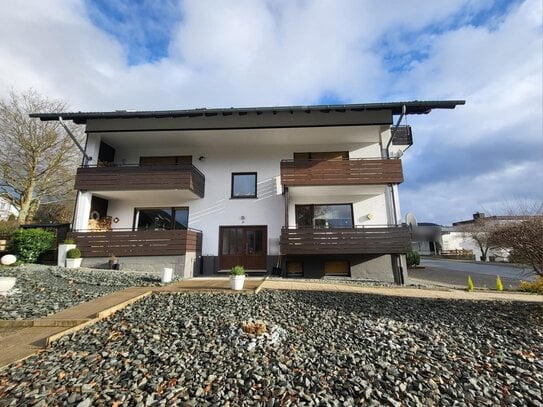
490 216 543 276
0 89 82 223
458 216 498 262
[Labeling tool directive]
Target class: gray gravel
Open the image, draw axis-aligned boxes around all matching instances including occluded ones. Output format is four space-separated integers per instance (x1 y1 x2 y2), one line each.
0 265 164 320
0 291 541 406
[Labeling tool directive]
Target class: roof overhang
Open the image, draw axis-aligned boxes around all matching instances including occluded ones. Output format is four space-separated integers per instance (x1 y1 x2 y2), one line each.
30 100 465 128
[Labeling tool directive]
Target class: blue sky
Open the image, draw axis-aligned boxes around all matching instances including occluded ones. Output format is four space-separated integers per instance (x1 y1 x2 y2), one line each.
0 0 541 224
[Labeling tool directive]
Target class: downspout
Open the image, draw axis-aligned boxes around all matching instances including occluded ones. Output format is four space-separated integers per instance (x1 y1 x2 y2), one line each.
386 104 406 225
386 104 406 158
58 117 91 232
388 106 407 285
59 117 92 165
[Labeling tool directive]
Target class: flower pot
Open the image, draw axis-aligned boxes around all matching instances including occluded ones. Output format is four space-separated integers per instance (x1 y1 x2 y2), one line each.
0 277 16 294
66 258 82 269
58 244 76 267
230 275 246 291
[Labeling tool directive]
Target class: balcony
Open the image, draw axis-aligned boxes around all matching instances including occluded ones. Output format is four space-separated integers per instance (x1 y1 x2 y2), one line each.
74 164 205 198
280 226 411 255
68 229 202 257
280 158 403 187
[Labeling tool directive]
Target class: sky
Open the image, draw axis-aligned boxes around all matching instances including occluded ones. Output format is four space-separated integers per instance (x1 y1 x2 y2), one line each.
0 0 541 225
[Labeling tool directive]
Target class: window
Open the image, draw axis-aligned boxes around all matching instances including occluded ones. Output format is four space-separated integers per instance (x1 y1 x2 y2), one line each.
231 172 257 199
135 207 189 230
295 204 354 228
324 260 350 276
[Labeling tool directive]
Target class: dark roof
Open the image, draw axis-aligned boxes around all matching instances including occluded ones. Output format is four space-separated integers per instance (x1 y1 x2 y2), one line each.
452 215 541 226
30 100 465 124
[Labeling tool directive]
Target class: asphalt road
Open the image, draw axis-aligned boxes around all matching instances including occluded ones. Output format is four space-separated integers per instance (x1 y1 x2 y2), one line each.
408 258 537 289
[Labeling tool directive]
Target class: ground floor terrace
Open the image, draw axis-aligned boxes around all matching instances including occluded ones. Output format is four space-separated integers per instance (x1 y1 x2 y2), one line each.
68 224 410 283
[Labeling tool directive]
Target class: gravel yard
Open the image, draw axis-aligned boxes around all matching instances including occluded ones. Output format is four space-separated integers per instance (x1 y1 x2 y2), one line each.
0 265 163 320
0 291 541 406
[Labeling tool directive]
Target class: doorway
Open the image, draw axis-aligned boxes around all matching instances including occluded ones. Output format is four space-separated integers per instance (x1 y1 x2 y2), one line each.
219 226 267 270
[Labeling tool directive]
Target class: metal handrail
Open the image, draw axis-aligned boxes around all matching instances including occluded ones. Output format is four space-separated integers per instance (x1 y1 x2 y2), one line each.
280 157 399 163
78 163 206 181
282 224 405 229
71 227 203 233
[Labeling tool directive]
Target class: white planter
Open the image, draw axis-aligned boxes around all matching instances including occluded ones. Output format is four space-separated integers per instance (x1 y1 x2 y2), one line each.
65 258 82 269
161 267 173 283
58 244 76 267
230 275 246 291
0 277 16 294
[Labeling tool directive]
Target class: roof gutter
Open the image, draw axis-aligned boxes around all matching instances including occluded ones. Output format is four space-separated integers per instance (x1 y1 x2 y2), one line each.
58 117 92 165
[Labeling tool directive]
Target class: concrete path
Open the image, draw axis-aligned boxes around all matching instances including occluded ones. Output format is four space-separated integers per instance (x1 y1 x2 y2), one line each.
1 276 541 369
261 279 543 303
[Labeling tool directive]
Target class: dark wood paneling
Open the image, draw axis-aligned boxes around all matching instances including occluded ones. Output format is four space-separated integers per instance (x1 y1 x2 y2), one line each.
74 165 205 197
280 227 411 255
392 125 413 146
280 158 403 186
68 229 202 257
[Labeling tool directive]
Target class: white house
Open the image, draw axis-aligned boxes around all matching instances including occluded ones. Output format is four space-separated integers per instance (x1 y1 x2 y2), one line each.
443 212 527 262
0 196 18 221
31 101 464 283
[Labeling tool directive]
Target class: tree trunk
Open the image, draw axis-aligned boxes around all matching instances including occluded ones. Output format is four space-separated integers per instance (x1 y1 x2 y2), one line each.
17 181 36 224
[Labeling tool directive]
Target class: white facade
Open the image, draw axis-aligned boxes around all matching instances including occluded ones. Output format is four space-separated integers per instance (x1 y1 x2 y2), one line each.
75 124 400 258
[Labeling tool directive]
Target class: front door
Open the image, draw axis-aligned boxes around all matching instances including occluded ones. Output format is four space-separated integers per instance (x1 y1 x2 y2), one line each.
219 226 267 270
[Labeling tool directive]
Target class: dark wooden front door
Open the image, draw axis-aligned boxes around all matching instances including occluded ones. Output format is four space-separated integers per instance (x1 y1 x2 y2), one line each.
219 226 267 270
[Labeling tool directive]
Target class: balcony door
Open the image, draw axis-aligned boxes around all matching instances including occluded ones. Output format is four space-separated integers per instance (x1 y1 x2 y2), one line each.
219 226 267 270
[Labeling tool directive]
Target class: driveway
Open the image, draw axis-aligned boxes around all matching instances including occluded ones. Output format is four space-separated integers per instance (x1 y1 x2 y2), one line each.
408 258 537 289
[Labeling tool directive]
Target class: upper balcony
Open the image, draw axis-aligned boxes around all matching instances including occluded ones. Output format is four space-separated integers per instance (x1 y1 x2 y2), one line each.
74 164 205 198
280 158 403 187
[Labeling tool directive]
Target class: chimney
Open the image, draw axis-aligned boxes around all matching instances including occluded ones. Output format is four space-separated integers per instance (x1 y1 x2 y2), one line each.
473 212 486 220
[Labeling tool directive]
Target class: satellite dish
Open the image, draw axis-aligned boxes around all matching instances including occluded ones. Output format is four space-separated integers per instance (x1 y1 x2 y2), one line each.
396 150 404 158
405 212 418 229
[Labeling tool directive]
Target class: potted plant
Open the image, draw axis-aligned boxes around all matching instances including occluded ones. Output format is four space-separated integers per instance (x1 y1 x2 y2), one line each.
66 248 82 269
58 238 77 267
230 265 246 290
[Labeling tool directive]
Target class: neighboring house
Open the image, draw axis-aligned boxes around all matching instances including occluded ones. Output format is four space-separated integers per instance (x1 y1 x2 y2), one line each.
443 212 529 262
410 222 442 255
31 100 463 282
0 196 18 221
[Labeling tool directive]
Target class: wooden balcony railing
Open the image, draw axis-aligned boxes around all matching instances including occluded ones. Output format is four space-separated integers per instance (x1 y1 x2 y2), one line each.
68 229 202 257
280 158 403 186
74 164 205 197
280 226 411 255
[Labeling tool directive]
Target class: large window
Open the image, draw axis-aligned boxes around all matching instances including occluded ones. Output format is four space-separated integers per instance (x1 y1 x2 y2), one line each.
295 204 353 228
231 172 257 199
135 207 189 230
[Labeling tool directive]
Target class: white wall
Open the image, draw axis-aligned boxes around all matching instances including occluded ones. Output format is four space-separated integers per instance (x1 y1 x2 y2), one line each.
78 125 393 256
287 192 389 227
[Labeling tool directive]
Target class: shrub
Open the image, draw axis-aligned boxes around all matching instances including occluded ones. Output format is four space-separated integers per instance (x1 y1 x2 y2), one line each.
496 275 504 291
0 221 19 240
519 277 543 294
467 275 475 291
11 228 55 263
230 265 246 276
66 248 81 259
406 251 420 268
63 238 76 244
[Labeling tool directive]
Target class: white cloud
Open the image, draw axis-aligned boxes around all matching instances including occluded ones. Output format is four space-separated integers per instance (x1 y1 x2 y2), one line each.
0 0 540 223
